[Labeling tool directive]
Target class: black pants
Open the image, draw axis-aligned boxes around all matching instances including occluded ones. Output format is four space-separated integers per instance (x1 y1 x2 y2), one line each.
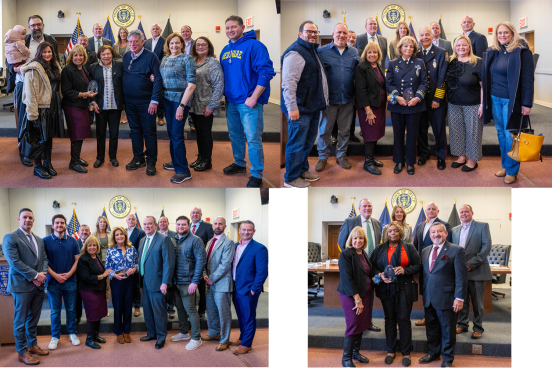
424 303 457 363
96 109 122 160
198 278 206 315
157 99 165 120
391 112 421 165
380 289 413 355
70 140 83 160
111 276 134 335
417 102 448 160
190 113 214 160
132 273 141 309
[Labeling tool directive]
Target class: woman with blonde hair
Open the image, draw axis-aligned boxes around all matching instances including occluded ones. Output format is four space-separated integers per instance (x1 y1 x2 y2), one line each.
383 205 412 242
93 215 111 263
482 21 534 184
389 21 410 60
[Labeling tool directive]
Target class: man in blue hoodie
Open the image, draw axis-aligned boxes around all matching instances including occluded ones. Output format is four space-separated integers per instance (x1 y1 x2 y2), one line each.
220 15 276 188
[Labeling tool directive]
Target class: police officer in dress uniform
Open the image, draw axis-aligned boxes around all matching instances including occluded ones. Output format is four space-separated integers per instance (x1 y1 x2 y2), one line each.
416 26 449 170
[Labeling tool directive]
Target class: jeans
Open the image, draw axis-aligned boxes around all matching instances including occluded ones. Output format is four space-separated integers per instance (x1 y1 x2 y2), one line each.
284 111 320 182
491 95 520 176
126 102 158 162
47 281 78 338
226 102 264 179
165 99 191 174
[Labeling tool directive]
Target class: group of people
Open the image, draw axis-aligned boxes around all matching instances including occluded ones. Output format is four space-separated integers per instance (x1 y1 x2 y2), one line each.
336 198 492 367
7 14 275 187
282 15 535 187
3 207 268 365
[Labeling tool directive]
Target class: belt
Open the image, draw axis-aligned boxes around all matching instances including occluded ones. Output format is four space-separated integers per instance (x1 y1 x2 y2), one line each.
164 87 186 92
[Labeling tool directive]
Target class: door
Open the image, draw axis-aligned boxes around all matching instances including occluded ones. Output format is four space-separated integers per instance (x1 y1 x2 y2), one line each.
255 30 260 41
328 225 341 260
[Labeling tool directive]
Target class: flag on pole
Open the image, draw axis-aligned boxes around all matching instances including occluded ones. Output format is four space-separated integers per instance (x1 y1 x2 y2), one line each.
161 18 173 39
447 203 461 228
411 206 427 242
135 211 142 229
439 17 447 40
378 202 392 243
409 20 418 44
137 20 147 40
65 17 84 56
67 209 81 239
160 207 165 219
376 15 390 70
103 16 116 45
102 207 112 232
337 201 357 252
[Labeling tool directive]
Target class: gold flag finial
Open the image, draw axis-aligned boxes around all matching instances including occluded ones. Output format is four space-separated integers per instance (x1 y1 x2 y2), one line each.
440 14 442 19
455 199 457 204
351 196 356 202
168 14 171 18
162 205 165 210
409 16 412 22
134 206 137 211
138 15 142 20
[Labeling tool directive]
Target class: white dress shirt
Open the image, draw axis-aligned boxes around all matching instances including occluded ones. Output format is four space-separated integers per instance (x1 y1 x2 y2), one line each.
127 226 135 239
28 37 44 59
94 37 104 53
367 33 377 44
423 218 438 240
151 36 160 52
360 216 375 245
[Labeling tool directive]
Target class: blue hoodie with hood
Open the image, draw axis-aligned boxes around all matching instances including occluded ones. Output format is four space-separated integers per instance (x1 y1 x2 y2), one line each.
220 30 275 105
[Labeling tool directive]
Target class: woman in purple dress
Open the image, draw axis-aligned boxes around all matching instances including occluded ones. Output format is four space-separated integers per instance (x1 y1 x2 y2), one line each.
76 236 111 349
354 42 387 175
337 226 374 367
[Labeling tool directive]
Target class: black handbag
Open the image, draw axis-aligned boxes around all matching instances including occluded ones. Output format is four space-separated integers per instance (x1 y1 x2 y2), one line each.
18 117 46 159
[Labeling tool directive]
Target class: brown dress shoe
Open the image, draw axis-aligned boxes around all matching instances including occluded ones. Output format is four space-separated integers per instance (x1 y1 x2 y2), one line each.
504 175 517 184
27 346 49 356
472 331 482 339
336 156 352 169
201 334 221 341
456 327 467 334
123 334 131 343
229 339 242 346
234 345 252 354
117 334 125 344
134 308 141 317
18 352 39 365
158 119 165 126
495 169 506 177
415 318 425 326
216 343 229 351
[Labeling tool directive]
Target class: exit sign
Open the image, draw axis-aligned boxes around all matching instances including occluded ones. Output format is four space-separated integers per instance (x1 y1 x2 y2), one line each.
232 208 239 219
519 17 527 28
245 16 253 27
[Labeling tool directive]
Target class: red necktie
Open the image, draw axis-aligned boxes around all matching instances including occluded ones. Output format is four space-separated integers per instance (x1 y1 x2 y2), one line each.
207 238 217 261
429 246 439 272
192 225 196 234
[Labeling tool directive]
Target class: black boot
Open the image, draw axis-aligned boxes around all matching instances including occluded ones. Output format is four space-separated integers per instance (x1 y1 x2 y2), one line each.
364 143 381 175
352 333 369 363
69 141 87 173
194 158 212 172
42 138 57 176
33 158 51 179
342 335 356 367
190 155 203 168
85 323 101 349
372 141 383 167
93 321 106 343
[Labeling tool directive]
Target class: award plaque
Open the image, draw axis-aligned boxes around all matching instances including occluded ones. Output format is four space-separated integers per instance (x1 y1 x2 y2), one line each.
403 88 413 103
384 265 397 282
87 80 98 94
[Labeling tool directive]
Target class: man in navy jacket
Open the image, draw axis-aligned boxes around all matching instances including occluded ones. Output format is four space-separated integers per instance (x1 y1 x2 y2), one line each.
457 16 488 58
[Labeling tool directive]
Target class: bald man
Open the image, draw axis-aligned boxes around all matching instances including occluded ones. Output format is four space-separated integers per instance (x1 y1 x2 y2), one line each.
88 23 112 55
455 16 488 57
356 18 388 65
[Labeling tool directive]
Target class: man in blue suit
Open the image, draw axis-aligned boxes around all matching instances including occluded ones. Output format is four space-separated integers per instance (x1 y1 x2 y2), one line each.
232 220 268 354
144 23 166 126
137 216 175 349
127 214 146 317
457 16 488 58
3 208 49 365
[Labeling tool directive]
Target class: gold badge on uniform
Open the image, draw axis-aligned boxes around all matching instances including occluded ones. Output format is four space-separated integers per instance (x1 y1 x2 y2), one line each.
433 59 437 69
395 66 399 73
445 52 449 62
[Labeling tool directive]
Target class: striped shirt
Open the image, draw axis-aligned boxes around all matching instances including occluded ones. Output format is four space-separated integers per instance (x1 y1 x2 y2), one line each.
101 62 117 110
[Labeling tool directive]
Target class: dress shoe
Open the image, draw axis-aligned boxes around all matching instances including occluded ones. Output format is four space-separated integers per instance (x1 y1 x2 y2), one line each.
126 157 146 171
407 165 415 175
21 156 33 167
315 159 327 172
472 331 482 339
350 134 361 143
190 125 196 131
93 159 104 168
93 334 106 344
402 357 411 367
43 160 57 176
504 175 517 184
134 308 141 317
415 318 425 326
155 340 165 349
368 325 381 332
140 336 156 342
27 346 48 356
300 171 320 181
419 354 440 364
437 158 446 170
461 162 478 172
69 160 88 173
337 156 352 170
201 334 220 341
223 163 246 175
79 158 89 167
33 163 52 179
190 156 203 168
146 161 156 176
394 163 404 174
194 160 212 172
495 169 506 177
117 335 125 344
86 337 101 349
230 339 242 346
441 362 452 367
234 345 252 354
284 178 311 188
455 327 468 334
385 354 395 365
417 156 428 166
157 118 165 126
111 159 119 167
451 160 466 168
216 343 229 351
123 333 132 343
373 158 383 167
18 352 39 365
247 176 263 188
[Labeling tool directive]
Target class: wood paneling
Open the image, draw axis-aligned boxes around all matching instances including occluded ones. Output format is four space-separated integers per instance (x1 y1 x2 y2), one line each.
328 224 341 260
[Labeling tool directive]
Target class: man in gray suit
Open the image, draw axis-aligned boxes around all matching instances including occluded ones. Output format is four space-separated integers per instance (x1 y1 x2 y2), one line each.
3 208 49 365
430 22 453 56
137 216 175 349
201 216 235 351
87 23 112 55
356 18 388 66
338 198 381 332
452 205 492 339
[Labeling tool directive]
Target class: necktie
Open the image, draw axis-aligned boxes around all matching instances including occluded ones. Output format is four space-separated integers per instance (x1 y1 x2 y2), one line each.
207 238 218 261
140 238 151 276
26 234 37 257
423 50 427 56
366 221 374 257
429 246 439 272
192 225 196 234
97 39 101 51
371 36 376 43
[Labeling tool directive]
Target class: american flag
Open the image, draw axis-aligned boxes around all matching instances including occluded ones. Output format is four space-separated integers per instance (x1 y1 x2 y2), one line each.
67 209 81 239
135 211 142 229
65 18 84 56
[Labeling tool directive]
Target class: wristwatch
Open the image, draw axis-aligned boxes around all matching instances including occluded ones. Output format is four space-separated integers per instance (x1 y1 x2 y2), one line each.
99 275 103 280
179 103 186 109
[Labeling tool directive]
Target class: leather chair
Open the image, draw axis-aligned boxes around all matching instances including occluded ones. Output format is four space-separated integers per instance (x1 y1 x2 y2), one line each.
308 242 323 303
487 244 511 300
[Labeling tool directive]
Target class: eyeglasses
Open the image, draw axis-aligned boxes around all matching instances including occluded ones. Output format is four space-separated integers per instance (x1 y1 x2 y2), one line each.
304 30 320 35
128 59 133 70
196 43 208 48
29 23 43 29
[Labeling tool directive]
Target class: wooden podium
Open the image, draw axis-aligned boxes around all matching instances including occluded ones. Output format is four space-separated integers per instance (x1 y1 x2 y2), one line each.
0 256 15 345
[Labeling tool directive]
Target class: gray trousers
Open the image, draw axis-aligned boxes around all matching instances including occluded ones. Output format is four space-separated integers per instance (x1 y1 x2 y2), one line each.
206 286 232 344
142 281 168 343
173 283 201 341
318 102 354 159
12 288 44 355
457 280 485 333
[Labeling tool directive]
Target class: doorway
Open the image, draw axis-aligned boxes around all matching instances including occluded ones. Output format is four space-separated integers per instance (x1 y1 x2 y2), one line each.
255 30 260 41
327 225 341 260
523 31 534 53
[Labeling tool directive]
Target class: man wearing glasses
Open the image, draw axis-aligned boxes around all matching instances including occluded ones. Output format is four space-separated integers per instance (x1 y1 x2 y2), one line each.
281 21 328 188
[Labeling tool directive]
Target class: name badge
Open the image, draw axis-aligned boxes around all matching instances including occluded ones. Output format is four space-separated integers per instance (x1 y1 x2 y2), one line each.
433 59 437 69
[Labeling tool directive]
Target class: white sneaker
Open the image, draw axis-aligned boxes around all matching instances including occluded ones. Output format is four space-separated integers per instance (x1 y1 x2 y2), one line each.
69 334 81 346
171 332 191 342
185 339 202 350
48 337 59 350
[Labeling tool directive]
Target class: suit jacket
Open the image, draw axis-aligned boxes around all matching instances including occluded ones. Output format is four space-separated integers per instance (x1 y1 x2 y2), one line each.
192 221 214 246
356 33 388 66
205 234 235 292
413 217 453 257
159 230 176 239
3 229 48 293
87 37 113 54
137 232 175 290
89 60 124 111
354 60 386 108
421 241 467 310
436 38 453 56
338 215 382 250
386 57 428 114
416 45 448 104
144 37 166 60
76 252 106 291
455 31 487 58
84 49 98 73
234 239 268 295
337 247 373 298
60 62 93 108
451 220 493 281
128 227 146 250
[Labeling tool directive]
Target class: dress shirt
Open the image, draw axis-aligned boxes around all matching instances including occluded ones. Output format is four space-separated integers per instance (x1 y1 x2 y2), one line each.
423 218 438 239
317 42 360 105
19 227 38 256
184 40 193 55
402 57 412 64
141 234 155 263
127 226 135 239
422 44 432 55
464 30 473 37
367 33 377 44
159 229 170 236
28 37 44 61
94 37 103 53
207 236 223 261
360 216 375 246
191 221 202 235
100 62 117 109
151 37 160 53
432 39 440 47
430 242 463 302
458 220 473 249
233 239 252 281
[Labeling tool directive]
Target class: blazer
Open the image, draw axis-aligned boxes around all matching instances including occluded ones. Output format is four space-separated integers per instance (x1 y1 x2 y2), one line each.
84 49 98 73
451 220 493 281
467 31 488 58
356 33 388 66
137 232 175 290
89 60 124 111
436 38 453 56
3 229 48 293
192 221 214 246
413 217 453 256
415 45 448 104
370 241 421 303
337 247 373 298
87 37 113 54
354 60 386 108
338 215 382 250
386 57 428 114
160 230 177 239
128 227 146 249
76 252 106 291
61 62 93 108
234 239 268 295
421 241 467 310
144 36 166 60
204 234 235 293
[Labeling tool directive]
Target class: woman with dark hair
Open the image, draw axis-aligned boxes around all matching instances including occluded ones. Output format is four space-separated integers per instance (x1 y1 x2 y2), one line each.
389 21 410 60
113 27 129 123
190 36 224 172
20 41 64 179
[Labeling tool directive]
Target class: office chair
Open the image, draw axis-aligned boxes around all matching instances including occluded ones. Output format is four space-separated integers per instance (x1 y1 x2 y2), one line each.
487 244 511 300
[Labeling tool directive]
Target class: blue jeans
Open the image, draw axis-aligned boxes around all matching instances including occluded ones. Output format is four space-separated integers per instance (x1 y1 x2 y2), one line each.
47 281 77 338
226 102 264 179
164 99 191 174
126 102 158 162
491 95 520 176
284 111 319 182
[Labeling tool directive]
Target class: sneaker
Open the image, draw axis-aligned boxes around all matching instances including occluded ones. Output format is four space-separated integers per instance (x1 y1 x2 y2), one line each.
337 156 352 169
69 334 81 346
171 172 192 184
284 178 311 188
48 337 59 350
126 157 146 171
223 163 247 175
146 161 157 176
163 161 175 170
185 339 202 351
246 177 263 188
171 333 191 342
315 159 327 172
300 171 319 181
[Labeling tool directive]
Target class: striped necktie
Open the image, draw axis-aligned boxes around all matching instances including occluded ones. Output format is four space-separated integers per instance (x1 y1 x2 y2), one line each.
366 221 375 257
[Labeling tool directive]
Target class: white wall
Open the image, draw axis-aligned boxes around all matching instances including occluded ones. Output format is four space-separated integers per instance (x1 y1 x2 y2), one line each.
1 0 17 69
308 187 512 258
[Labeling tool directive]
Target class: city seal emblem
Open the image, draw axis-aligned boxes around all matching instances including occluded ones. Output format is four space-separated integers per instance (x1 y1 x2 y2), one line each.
113 5 135 27
382 4 406 29
391 188 417 214
109 195 131 218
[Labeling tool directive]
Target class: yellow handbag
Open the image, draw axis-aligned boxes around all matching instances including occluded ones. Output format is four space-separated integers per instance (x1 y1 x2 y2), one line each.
507 116 544 162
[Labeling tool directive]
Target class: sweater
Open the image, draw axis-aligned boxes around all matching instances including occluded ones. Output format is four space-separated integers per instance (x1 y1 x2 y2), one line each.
4 29 31 64
122 48 163 105
21 61 52 121
190 57 224 115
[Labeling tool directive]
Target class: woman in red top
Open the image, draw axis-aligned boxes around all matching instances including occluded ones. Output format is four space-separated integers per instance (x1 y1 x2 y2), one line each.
370 221 421 367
